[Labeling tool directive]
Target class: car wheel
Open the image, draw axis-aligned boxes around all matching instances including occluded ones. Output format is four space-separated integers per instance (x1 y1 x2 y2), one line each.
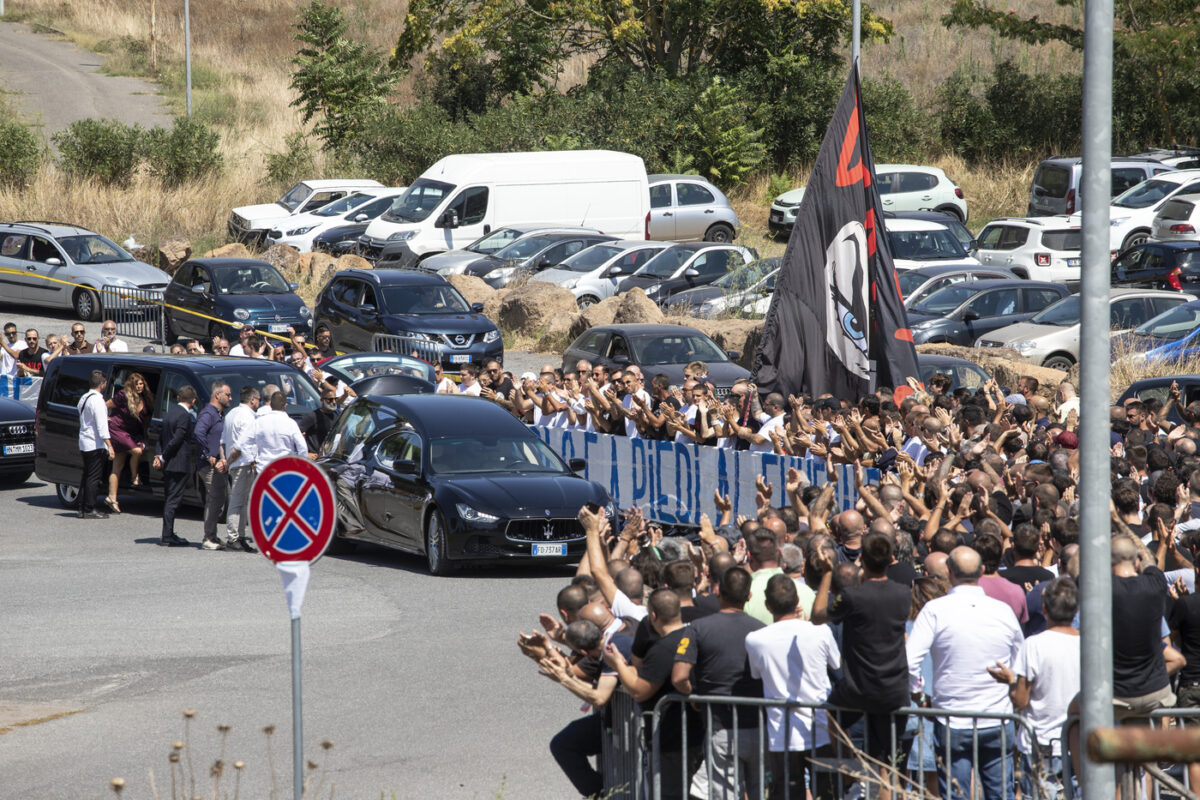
425 509 453 576
73 288 101 321
56 482 79 509
1042 354 1076 371
577 295 600 309
0 469 33 487
704 223 735 243
935 205 965 223
1122 230 1150 251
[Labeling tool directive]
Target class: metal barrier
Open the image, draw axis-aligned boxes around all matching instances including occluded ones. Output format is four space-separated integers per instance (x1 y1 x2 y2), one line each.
627 695 1044 800
371 332 444 366
1061 708 1200 800
602 690 647 799
100 285 166 344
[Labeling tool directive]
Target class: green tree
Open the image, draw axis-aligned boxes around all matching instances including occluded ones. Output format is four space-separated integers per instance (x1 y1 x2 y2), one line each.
290 0 397 149
682 77 766 189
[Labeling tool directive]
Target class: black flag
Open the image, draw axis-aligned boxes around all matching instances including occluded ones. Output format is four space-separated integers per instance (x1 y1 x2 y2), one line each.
753 64 920 401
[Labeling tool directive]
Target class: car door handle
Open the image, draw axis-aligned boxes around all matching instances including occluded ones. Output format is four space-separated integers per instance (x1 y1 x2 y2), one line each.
663 212 673 217
26 266 36 271
704 209 714 214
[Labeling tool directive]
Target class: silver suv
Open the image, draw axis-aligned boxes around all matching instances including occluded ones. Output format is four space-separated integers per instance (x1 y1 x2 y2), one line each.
647 175 740 242
0 222 171 320
1028 156 1174 216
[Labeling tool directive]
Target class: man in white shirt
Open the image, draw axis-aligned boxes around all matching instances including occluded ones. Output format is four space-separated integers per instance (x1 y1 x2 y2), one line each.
1 322 20 379
76 370 114 519
222 386 261 551
619 366 651 438
907 546 1024 800
252 391 309 464
257 384 281 416
457 365 482 396
93 320 129 353
737 392 786 452
433 363 457 394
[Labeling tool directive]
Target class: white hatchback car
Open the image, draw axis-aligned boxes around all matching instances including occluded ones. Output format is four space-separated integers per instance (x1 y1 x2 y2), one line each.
1092 169 1200 252
885 218 980 271
267 188 406 252
973 216 1081 282
531 241 667 307
1152 192 1200 243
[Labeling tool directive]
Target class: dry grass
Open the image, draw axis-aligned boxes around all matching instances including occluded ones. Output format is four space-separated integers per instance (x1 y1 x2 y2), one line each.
1110 337 1200 401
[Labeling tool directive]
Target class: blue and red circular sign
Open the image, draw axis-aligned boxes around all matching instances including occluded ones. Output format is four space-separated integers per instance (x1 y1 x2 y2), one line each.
249 457 335 564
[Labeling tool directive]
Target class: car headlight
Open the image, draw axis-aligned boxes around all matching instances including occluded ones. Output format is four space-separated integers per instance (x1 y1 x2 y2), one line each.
110 278 137 288
483 329 500 343
456 504 499 524
1010 340 1038 353
388 230 417 241
493 266 515 278
233 308 250 321
911 319 936 329
299 306 312 318
287 225 317 236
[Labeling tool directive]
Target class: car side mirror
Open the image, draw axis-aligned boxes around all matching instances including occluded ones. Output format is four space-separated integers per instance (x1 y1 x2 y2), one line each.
191 284 207 294
435 210 460 229
471 302 484 313
393 459 418 475
961 311 980 322
354 213 368 222
568 458 587 473
46 257 63 266
607 265 624 277
612 353 630 365
289 281 299 291
361 304 377 315
684 268 700 278
726 350 740 360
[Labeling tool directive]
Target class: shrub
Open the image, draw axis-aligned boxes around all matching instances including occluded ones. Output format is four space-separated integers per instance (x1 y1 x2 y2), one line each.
265 132 318 187
0 120 42 188
143 117 223 186
684 77 766 190
765 172 793 204
861 75 935 162
53 118 142 185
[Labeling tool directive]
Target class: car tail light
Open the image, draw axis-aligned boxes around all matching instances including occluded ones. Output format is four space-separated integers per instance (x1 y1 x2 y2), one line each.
645 211 651 240
1171 224 1197 234
1035 253 1051 266
1110 250 1118 262
1065 188 1076 214
955 187 964 199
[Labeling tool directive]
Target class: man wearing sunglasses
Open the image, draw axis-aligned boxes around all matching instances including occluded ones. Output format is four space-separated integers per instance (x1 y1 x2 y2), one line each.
93 320 129 353
0 322 20 379
16 329 47 377
66 324 94 355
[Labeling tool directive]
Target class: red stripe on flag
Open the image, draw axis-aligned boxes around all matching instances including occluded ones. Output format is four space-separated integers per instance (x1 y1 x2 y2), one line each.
894 328 914 342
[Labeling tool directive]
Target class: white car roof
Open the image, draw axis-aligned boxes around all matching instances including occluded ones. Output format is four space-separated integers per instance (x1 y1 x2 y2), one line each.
875 164 945 176
301 178 383 189
884 218 951 232
981 216 1079 229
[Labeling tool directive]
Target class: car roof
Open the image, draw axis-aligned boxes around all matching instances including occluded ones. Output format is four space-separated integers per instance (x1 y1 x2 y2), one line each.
300 178 383 189
906 265 1011 278
648 174 714 184
0 221 102 237
364 394 536 439
588 323 713 337
50 353 307 373
1131 240 1200 251
875 164 945 175
505 225 605 237
884 218 952 232
337 269 451 287
1039 155 1169 166
185 257 274 269
943 279 1062 290
918 353 987 369
981 216 1078 228
1106 288 1196 298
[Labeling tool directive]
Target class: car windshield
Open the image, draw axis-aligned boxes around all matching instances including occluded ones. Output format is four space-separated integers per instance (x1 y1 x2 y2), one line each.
277 183 310 212
562 245 623 272
911 285 979 315
1031 295 1081 326
382 178 454 223
887 229 968 260
323 354 435 383
381 284 471 314
212 368 322 414
1113 179 1178 209
1134 304 1200 340
57 234 134 265
631 332 728 365
213 265 291 294
898 271 935 297
714 259 778 289
312 192 373 217
429 435 567 474
467 228 527 255
494 236 555 261
636 247 695 278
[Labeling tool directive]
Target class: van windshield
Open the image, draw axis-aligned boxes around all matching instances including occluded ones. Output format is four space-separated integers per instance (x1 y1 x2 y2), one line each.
383 179 455 223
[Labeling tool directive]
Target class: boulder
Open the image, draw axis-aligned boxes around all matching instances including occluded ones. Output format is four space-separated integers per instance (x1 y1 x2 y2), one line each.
536 311 585 353
202 242 250 259
261 244 301 278
298 251 337 285
612 289 664 325
483 289 511 326
569 296 623 339
447 274 496 309
334 254 373 272
157 238 191 273
706 319 764 366
498 282 579 337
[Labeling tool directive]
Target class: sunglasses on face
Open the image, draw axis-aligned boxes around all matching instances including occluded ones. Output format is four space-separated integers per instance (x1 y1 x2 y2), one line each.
26 337 38 342
72 330 85 335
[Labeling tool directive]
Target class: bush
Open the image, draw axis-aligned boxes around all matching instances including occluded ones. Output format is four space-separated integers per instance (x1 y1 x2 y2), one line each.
143 117 223 186
53 118 142 185
265 132 318 187
683 77 766 189
0 120 42 188
861 75 935 162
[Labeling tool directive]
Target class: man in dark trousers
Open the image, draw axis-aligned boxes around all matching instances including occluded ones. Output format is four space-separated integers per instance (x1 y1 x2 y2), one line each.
153 386 197 547
194 381 231 550
76 370 113 519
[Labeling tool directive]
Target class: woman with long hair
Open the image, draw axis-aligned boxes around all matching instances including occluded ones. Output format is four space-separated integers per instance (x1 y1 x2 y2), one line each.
105 372 153 512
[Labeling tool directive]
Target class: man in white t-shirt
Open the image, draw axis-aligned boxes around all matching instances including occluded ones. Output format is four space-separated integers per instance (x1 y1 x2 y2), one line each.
618 366 651 438
93 320 129 353
736 392 786 452
433 363 457 393
457 364 482 396
0 322 18 379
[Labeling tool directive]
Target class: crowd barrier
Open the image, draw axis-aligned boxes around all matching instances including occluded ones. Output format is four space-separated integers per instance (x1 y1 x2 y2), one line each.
371 332 445 367
100 285 166 344
0 376 41 408
533 426 877 526
1061 707 1200 800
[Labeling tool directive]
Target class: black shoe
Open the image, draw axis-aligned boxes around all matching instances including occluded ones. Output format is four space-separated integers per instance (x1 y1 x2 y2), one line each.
228 538 257 553
82 510 109 520
161 534 190 547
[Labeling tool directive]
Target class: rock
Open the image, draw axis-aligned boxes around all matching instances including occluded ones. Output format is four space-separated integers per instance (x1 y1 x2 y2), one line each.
569 296 623 339
298 252 337 284
498 282 579 337
536 311 585 353
261 244 300 278
334 254 373 272
157 238 191 273
612 289 664 325
483 289 511 325
706 319 764 366
202 242 250 259
447 274 496 309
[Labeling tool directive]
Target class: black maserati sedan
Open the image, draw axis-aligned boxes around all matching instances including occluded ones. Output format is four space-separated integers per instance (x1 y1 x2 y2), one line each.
318 393 614 574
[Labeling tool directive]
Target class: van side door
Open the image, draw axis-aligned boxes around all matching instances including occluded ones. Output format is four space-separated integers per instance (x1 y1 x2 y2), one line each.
36 357 94 482
23 235 70 307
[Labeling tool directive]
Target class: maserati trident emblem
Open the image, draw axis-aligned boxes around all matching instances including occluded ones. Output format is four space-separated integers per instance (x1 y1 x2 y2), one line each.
543 522 556 540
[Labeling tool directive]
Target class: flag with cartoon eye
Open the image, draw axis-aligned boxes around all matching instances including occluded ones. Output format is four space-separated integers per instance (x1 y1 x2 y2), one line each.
753 63 920 401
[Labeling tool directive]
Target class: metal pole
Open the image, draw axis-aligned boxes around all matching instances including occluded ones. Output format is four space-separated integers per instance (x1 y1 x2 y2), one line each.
1078 0 1115 791
851 0 861 66
291 616 303 800
183 0 192 116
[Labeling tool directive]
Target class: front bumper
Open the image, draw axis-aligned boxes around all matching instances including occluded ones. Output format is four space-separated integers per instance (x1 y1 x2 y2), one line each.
224 318 311 342
449 515 588 562
0 421 36 473
357 237 420 269
769 206 797 236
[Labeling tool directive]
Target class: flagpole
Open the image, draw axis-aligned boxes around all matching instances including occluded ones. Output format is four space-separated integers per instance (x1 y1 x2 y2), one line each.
852 0 861 66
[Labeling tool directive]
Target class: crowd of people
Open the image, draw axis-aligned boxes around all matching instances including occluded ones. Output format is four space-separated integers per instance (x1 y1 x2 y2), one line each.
517 377 1200 800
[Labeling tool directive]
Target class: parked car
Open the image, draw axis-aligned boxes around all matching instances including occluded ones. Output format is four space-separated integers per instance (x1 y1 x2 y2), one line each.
1152 192 1200 242
36 354 322 509
884 218 980 271
317 394 613 574
888 210 975 251
1134 146 1200 171
667 257 781 317
462 232 617 288
266 188 406 252
648 174 740 242
1118 375 1200 425
561 324 751 396
228 178 384 245
898 265 1017 309
425 225 604 276
0 396 35 486
1097 169 1200 251
973 216 1081 282
163 258 311 345
617 243 756 307
529 240 667 308
917 354 991 393
905 279 1070 346
1111 299 1200 363
313 222 373 256
314 269 502 372
1028 156 1173 217
1111 241 1200 291
976 289 1191 370
768 187 806 237
0 221 171 320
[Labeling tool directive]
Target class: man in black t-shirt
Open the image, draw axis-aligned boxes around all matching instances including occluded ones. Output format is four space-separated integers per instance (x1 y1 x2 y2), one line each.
16 329 47 377
1169 541 1200 788
630 560 714 661
1111 536 1173 717
672 566 765 799
1001 524 1055 589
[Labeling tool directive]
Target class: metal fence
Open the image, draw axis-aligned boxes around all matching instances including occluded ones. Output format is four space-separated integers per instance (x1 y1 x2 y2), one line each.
371 332 444 366
1061 708 1200 800
602 690 646 799
100 285 166 345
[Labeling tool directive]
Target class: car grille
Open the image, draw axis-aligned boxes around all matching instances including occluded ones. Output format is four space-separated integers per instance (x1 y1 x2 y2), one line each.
357 237 385 262
0 421 35 447
976 340 1003 348
713 385 732 399
138 282 167 291
439 333 475 349
229 213 247 231
506 518 585 542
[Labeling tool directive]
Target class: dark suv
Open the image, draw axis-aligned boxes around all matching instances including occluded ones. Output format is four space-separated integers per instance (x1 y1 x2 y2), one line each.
314 269 503 371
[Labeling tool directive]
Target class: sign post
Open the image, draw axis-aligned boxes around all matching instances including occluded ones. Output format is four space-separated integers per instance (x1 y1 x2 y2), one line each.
249 457 336 800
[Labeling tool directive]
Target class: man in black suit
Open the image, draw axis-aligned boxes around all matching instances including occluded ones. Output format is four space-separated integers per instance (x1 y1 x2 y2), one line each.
153 385 198 547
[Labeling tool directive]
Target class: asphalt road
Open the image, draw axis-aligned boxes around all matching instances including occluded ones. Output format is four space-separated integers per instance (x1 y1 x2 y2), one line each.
0 21 171 134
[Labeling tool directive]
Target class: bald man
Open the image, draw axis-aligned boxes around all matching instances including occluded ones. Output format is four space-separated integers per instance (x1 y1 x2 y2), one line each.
923 551 950 583
907 546 1024 800
832 509 866 563
1112 535 1174 719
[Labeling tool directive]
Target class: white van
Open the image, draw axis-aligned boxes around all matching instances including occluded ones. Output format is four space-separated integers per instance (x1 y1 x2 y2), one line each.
357 150 650 268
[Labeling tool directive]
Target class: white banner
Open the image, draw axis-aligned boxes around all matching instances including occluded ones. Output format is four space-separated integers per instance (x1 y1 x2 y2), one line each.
0 376 41 408
533 427 877 527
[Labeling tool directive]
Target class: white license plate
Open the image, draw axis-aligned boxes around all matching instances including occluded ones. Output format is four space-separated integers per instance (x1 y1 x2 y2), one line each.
770 213 782 222
450 354 471 364
3 444 33 455
269 324 289 333
532 543 566 556
1067 258 1080 267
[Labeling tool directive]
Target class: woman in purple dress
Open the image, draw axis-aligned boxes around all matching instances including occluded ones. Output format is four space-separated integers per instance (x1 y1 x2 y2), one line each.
104 372 153 513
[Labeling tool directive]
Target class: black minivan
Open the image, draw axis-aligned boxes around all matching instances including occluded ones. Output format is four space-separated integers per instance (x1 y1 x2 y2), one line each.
36 354 323 509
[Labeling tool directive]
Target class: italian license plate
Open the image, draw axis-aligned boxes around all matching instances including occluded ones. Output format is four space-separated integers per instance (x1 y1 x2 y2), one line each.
1067 258 1080 267
532 543 566 556
450 354 471 364
269 323 289 333
770 213 782 222
3 444 33 455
